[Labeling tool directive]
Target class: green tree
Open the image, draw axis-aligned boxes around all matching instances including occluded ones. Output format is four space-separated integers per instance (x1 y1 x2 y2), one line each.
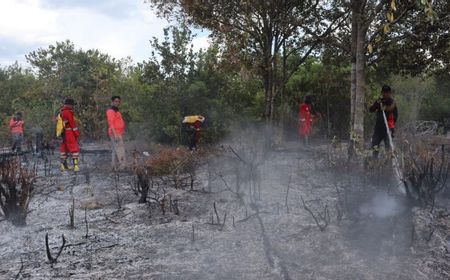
336 0 439 153
147 0 346 121
25 40 122 139
0 63 37 141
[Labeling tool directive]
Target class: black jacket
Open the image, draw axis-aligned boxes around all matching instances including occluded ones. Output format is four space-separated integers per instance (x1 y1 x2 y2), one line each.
369 97 398 131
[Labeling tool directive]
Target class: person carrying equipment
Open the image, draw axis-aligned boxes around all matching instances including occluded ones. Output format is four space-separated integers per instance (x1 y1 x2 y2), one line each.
298 96 313 146
9 112 24 153
182 115 205 151
59 98 80 171
369 85 398 158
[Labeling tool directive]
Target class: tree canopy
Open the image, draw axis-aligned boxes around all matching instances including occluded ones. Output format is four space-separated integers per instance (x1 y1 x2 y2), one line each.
0 1 448 147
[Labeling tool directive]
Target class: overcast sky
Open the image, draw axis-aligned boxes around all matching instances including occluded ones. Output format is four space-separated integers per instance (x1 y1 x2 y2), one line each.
0 0 210 66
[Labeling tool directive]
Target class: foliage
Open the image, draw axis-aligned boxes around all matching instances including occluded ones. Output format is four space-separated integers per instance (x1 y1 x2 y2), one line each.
25 40 122 140
148 0 347 120
0 64 37 141
420 73 450 127
129 25 259 143
284 55 351 139
0 1 449 147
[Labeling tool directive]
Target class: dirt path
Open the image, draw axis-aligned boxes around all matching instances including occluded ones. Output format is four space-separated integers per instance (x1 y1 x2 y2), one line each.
0 142 444 279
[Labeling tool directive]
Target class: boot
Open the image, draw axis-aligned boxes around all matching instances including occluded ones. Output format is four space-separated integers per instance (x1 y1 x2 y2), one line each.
73 158 79 172
60 160 70 171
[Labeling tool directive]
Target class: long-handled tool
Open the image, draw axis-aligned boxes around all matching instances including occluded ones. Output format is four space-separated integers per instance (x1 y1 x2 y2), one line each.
381 105 406 195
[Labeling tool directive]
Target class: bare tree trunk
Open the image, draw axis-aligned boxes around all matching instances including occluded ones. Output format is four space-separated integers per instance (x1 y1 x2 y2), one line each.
263 31 273 121
354 26 367 144
264 65 273 121
278 41 288 143
270 54 277 121
349 10 357 156
349 2 367 157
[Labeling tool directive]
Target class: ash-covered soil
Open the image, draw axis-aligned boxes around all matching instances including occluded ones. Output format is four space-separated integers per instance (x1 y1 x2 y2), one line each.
1 141 449 279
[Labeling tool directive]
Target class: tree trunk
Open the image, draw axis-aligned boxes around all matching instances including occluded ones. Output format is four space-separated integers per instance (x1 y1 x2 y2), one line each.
264 60 273 121
349 2 367 157
349 3 358 157
354 26 367 144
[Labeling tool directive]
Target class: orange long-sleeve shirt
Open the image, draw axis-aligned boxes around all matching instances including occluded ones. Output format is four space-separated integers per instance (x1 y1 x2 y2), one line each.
9 118 24 134
106 107 125 137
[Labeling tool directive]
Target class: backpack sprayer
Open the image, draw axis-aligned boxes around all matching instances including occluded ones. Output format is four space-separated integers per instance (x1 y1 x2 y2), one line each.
381 105 406 195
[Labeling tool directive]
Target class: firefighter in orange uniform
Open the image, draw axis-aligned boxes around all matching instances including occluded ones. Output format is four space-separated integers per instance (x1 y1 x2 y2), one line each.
182 115 205 151
60 98 80 171
298 96 313 146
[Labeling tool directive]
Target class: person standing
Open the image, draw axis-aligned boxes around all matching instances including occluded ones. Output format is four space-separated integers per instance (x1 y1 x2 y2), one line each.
9 112 24 153
60 98 81 171
106 96 126 169
298 96 313 146
369 85 398 158
182 115 205 151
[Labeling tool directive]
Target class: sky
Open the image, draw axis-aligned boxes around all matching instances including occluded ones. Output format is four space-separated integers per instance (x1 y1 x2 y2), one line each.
0 0 210 66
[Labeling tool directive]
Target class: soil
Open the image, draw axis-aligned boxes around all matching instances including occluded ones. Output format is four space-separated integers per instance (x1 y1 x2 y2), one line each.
1 141 449 279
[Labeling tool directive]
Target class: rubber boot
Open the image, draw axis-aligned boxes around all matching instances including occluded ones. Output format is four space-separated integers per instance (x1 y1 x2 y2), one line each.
73 158 79 172
60 160 69 171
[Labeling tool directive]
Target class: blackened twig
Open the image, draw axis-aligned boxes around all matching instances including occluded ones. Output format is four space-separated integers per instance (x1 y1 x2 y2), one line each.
45 233 66 264
221 213 227 231
84 208 89 239
300 195 329 231
285 175 292 214
69 197 75 229
15 257 24 280
213 202 220 224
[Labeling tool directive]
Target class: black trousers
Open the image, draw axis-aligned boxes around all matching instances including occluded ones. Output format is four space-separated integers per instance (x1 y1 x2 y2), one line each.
371 128 394 158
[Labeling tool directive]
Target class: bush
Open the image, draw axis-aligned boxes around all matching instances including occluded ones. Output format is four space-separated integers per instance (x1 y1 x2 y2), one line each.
0 158 35 226
146 147 194 177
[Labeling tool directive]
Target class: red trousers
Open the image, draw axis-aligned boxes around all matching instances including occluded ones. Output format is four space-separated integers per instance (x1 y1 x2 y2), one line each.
298 121 311 137
60 131 80 158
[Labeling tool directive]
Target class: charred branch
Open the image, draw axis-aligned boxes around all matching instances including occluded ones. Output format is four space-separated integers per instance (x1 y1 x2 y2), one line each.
285 175 292 214
114 172 123 209
213 201 220 224
402 143 450 208
300 195 330 231
45 233 66 264
221 212 227 231
68 197 75 229
84 208 89 239
15 257 24 280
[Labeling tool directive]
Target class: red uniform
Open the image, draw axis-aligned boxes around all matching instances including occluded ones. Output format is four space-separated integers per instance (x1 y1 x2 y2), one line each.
60 105 80 158
182 115 205 150
193 120 202 143
298 103 312 137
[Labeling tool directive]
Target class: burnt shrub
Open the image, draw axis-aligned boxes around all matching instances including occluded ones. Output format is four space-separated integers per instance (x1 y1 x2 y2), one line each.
132 147 202 203
0 158 35 226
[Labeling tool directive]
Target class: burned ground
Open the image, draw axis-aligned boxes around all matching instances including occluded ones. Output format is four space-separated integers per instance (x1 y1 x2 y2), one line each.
0 140 449 279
